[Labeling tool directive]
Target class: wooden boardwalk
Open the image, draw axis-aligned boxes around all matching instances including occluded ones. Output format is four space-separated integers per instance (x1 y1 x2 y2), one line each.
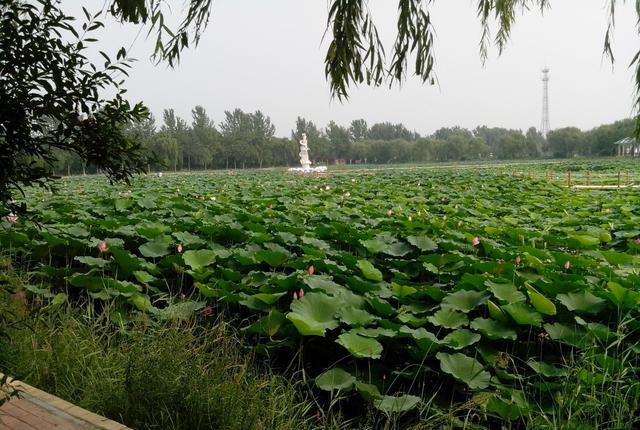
1 374 130 430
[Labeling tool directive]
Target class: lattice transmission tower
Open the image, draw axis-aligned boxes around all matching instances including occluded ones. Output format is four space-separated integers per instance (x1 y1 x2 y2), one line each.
541 68 550 137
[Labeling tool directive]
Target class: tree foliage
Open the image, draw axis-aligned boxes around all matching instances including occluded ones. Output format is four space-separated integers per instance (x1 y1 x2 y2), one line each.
108 0 639 135
0 0 150 211
50 105 634 175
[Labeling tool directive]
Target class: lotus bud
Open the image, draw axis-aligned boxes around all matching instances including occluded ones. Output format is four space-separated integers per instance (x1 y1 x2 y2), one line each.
307 265 314 275
293 291 298 300
5 212 18 223
298 288 305 298
564 260 571 270
177 243 183 253
97 241 108 253
472 237 480 247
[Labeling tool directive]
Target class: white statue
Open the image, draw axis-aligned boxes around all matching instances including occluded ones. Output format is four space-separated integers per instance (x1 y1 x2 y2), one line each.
299 133 311 170
288 132 327 173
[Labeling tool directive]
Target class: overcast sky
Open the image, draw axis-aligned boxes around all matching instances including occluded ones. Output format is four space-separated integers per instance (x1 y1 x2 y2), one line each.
75 1 639 137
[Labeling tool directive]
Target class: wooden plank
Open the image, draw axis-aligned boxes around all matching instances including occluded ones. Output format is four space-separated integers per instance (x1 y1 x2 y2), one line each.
1 374 131 430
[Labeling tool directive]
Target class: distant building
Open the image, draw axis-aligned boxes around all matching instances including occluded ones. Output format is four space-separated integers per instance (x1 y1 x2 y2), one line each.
614 137 639 157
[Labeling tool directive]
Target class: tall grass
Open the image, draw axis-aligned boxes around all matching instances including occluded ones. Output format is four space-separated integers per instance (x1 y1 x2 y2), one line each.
0 293 313 429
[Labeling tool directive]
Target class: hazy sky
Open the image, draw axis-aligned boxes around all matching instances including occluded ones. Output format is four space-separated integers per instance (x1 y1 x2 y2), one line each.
75 1 639 137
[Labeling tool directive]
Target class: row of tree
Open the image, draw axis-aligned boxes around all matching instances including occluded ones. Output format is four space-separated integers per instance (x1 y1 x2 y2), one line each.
51 107 636 174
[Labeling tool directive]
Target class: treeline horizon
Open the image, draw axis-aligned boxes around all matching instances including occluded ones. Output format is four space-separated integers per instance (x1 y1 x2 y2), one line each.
52 106 636 175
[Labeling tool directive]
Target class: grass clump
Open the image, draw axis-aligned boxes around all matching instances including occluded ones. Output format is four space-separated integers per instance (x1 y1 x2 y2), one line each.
0 294 312 429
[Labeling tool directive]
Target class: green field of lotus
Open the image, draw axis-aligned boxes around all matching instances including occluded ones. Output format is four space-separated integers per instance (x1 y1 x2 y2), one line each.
2 159 640 425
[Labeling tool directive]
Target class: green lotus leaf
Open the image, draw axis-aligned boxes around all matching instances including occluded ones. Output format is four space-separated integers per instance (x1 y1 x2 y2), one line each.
139 240 171 258
408 327 441 353
315 368 356 391
357 259 383 282
303 276 345 296
568 233 600 248
385 241 412 257
600 250 635 266
300 236 330 250
502 303 542 326
391 282 417 298
157 301 206 321
485 280 526 304
336 331 383 359
338 306 378 326
407 235 438 252
606 282 640 309
114 198 132 211
128 293 153 312
137 196 156 209
253 292 286 305
527 360 567 377
484 391 532 420
360 237 387 254
544 322 591 348
51 292 67 306
255 249 290 267
111 248 144 277
470 318 517 340
355 381 382 401
487 300 508 322
245 311 287 337
351 326 398 338
442 328 481 350
366 296 396 317
525 284 556 315
556 291 606 314
133 270 155 284
286 293 339 337
172 231 206 246
437 352 491 389
373 394 421 414
442 290 488 313
65 225 90 238
74 256 110 268
428 308 469 329
397 312 429 327
183 249 219 270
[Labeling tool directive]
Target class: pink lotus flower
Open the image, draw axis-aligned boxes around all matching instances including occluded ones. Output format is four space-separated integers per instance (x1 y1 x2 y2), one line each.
515 255 522 265
564 260 571 270
293 291 299 300
5 212 18 223
307 265 314 275
634 238 640 245
177 243 183 253
298 288 305 298
97 241 108 253
472 236 480 247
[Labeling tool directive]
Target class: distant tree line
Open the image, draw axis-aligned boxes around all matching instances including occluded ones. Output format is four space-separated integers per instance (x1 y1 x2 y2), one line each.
51 107 636 175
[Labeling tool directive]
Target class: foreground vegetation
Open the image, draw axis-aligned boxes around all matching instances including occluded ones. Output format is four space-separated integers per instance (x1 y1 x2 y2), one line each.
2 159 640 429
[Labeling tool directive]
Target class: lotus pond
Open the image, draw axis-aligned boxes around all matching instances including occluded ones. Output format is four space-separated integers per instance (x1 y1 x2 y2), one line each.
2 160 640 427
